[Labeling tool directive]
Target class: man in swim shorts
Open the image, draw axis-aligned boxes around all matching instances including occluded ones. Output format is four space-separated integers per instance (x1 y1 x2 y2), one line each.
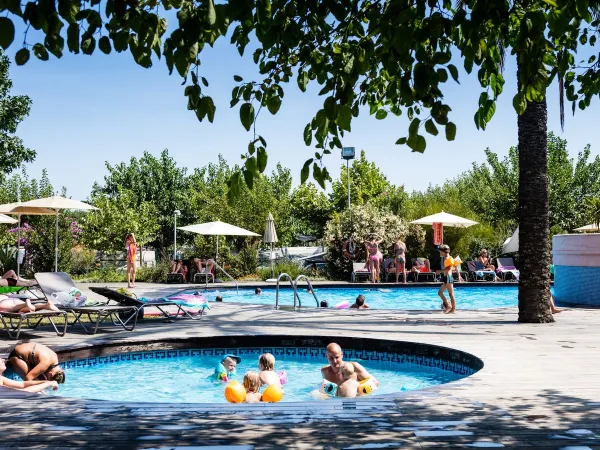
7 343 65 384
321 343 379 387
0 270 37 287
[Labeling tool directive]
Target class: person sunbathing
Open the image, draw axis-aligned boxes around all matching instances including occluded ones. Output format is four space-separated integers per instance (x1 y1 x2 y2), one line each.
0 270 37 287
477 249 495 271
410 258 431 273
0 358 58 393
0 295 59 313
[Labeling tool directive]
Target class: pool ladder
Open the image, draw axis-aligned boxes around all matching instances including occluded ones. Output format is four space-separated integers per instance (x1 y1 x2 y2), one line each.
275 273 320 310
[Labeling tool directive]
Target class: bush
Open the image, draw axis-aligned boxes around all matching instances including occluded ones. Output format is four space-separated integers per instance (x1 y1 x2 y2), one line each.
70 246 98 274
257 258 311 281
135 259 171 282
72 265 126 283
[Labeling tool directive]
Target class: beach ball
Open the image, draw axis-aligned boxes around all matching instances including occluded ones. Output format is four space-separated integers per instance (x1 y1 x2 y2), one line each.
358 377 378 396
224 380 246 403
262 384 284 403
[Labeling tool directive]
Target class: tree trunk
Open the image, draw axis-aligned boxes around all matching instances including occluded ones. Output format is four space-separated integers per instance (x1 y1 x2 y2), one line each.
517 60 554 323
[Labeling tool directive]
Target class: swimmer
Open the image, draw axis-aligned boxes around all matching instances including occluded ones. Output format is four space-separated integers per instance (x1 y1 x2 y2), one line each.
0 295 59 313
215 295 223 302
255 288 262 295
214 354 241 382
258 353 281 387
349 295 370 309
336 363 359 398
243 371 262 403
0 358 58 393
321 343 379 387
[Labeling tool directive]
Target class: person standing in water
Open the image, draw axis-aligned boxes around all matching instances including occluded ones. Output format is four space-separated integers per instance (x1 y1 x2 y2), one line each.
125 233 137 288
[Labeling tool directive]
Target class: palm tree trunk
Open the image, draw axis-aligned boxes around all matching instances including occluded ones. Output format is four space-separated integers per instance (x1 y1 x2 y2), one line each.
517 59 554 323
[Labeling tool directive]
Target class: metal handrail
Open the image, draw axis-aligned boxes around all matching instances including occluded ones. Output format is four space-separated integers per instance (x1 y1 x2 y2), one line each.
214 261 238 294
275 273 299 310
294 275 320 307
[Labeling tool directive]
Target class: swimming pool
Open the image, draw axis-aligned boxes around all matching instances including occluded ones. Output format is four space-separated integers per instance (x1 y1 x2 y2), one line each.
195 286 521 310
50 345 477 403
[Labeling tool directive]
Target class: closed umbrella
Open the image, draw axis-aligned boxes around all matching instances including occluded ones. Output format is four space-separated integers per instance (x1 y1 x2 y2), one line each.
410 211 478 244
178 220 260 260
19 196 98 272
0 202 57 276
502 227 519 253
264 213 278 278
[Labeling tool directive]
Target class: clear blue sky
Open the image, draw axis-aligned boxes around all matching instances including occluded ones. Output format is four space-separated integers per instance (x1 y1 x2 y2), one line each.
6 30 600 200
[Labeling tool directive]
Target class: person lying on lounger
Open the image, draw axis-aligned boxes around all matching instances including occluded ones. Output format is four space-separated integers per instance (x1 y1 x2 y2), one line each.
6 343 65 384
0 270 37 287
0 358 58 393
0 295 59 313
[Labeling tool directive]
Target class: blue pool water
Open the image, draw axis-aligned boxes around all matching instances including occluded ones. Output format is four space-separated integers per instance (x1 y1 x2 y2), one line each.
196 286 521 310
50 348 469 403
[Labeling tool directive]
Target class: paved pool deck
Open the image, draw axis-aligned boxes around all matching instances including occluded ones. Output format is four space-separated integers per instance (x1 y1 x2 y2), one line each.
0 281 598 449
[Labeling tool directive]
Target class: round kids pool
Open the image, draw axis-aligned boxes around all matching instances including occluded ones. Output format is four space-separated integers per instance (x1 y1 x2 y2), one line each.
45 336 483 404
197 286 522 310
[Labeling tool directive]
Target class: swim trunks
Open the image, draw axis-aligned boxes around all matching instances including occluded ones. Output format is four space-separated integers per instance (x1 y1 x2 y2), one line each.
6 278 17 287
441 274 454 285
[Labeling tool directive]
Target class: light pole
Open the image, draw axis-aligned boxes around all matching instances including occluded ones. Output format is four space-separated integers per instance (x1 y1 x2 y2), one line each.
341 147 356 209
173 210 181 261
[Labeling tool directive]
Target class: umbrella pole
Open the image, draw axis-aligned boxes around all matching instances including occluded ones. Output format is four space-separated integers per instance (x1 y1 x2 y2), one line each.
55 210 59 272
216 235 219 262
17 214 21 278
271 242 274 278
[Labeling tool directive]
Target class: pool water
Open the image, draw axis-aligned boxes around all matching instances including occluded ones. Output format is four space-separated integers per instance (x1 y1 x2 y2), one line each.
196 286 522 310
50 350 464 403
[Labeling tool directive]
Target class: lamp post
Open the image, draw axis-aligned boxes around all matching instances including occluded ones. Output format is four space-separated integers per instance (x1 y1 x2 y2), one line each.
173 210 181 261
341 147 356 209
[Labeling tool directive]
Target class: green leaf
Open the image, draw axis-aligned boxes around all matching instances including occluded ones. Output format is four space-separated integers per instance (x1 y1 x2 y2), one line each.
336 105 352 131
576 0 588 18
227 171 242 204
425 119 439 136
407 134 426 153
541 0 557 6
98 36 111 54
240 103 254 131
408 118 421 136
297 71 309 92
33 43 49 61
205 96 216 122
15 48 30 65
81 36 96 55
67 23 79 53
375 109 388 120
233 75 243 82
395 137 407 145
303 124 312 146
267 96 281 114
58 0 79 23
448 64 459 83
0 18 15 50
208 0 216 25
445 122 456 141
257 146 267 172
301 159 313 184
257 0 272 25
512 93 527 115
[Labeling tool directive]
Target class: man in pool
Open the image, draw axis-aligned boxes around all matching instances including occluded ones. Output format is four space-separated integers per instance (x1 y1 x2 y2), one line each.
321 343 379 387
6 343 65 384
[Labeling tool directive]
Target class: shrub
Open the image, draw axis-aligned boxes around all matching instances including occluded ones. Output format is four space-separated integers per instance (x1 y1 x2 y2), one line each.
135 259 171 282
72 265 126 283
70 246 98 275
257 258 311 281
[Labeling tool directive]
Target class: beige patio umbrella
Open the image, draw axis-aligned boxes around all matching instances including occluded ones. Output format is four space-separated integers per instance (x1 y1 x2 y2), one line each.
410 210 478 244
574 224 600 232
19 196 98 272
0 202 57 276
178 220 260 260
0 213 17 224
264 213 278 279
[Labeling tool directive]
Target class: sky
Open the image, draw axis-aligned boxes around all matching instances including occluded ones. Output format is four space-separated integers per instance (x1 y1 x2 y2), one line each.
6 24 600 201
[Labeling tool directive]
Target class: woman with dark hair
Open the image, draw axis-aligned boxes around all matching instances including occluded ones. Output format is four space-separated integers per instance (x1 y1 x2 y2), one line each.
7 343 65 385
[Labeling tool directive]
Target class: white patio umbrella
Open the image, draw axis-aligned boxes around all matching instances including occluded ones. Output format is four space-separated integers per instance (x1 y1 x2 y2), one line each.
0 202 57 276
264 213 278 278
178 220 260 260
574 224 600 232
410 211 478 244
19 196 98 272
502 227 519 253
0 213 17 224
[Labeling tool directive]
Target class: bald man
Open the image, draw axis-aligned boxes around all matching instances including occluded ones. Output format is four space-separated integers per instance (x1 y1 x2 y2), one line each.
321 343 379 387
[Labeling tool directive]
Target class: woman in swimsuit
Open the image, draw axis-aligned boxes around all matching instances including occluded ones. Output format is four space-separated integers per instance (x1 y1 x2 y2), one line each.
125 233 137 288
0 295 59 313
477 249 495 271
394 238 407 283
7 342 65 384
0 270 37 287
437 245 457 314
364 235 382 282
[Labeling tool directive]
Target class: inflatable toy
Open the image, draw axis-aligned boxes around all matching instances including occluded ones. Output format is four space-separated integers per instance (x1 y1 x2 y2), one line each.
224 380 246 403
334 301 350 309
262 384 284 402
319 380 338 397
278 370 288 385
444 256 463 268
358 377 378 396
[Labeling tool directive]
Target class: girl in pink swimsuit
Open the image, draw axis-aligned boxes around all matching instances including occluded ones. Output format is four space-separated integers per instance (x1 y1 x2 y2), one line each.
364 236 382 282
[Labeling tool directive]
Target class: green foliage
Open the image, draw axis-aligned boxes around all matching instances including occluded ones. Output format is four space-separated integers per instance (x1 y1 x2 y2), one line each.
136 259 172 283
0 247 16 273
587 197 600 230
0 51 35 181
257 259 311 281
324 203 425 280
289 183 331 239
26 215 78 274
72 265 126 283
70 246 97 275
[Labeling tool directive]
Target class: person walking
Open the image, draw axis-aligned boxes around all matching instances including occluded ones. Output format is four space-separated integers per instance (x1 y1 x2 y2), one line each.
125 233 138 288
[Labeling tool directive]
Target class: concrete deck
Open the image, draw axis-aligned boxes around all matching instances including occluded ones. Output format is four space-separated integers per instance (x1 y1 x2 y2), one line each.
0 282 599 449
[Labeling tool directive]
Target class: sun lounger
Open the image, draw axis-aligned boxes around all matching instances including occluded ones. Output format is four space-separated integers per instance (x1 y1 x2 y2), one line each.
351 262 371 282
34 272 139 334
467 261 496 281
411 258 436 282
0 310 68 339
193 271 214 284
496 258 520 281
89 286 205 321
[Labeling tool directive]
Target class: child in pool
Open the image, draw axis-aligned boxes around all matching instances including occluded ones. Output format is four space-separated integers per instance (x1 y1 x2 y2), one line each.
243 371 262 403
214 354 241 382
258 353 281 386
337 362 359 398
